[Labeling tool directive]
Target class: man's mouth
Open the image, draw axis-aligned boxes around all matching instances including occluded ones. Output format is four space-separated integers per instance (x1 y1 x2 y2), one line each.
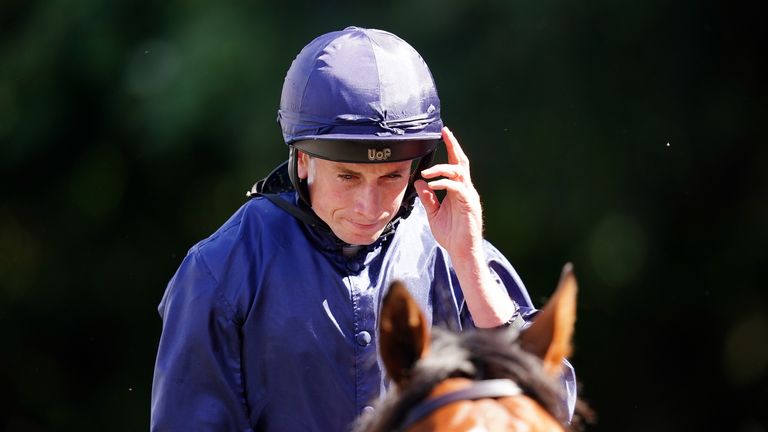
349 220 380 230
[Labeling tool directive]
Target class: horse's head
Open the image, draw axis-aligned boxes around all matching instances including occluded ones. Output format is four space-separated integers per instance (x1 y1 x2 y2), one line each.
355 264 584 432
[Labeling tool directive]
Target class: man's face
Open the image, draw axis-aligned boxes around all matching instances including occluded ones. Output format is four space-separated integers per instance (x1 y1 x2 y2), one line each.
297 152 412 245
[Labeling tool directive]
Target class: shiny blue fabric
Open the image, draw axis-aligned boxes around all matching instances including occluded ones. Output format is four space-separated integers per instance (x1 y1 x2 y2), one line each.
278 26 443 144
151 193 574 431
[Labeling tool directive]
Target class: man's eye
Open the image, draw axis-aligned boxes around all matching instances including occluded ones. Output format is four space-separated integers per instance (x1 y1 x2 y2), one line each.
339 174 354 180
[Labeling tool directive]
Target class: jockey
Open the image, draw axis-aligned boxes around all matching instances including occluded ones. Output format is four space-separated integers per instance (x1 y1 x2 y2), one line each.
151 26 576 431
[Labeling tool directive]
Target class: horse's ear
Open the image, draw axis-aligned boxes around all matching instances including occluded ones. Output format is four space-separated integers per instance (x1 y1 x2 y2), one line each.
379 280 430 388
520 263 578 376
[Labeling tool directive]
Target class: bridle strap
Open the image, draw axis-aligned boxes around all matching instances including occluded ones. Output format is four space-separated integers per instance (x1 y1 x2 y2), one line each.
399 379 522 430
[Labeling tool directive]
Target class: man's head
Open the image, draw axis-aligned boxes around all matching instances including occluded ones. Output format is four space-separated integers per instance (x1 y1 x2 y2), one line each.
297 154 412 245
278 26 443 244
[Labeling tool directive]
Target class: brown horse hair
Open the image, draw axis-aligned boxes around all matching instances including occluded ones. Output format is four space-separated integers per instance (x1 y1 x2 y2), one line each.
354 326 591 432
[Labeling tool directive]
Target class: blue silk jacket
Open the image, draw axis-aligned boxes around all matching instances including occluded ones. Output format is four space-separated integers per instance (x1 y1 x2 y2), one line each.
151 192 574 431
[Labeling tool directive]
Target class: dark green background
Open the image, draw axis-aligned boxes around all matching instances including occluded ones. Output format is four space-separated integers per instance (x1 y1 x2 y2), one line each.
2 1 766 430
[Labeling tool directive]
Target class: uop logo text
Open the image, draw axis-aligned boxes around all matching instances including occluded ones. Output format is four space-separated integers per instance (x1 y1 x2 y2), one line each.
368 148 392 161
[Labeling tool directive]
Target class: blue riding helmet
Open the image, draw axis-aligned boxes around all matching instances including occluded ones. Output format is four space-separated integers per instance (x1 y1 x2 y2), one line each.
278 26 443 147
277 27 443 208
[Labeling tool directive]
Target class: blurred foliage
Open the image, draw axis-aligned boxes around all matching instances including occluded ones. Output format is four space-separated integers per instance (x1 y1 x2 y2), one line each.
1 0 766 430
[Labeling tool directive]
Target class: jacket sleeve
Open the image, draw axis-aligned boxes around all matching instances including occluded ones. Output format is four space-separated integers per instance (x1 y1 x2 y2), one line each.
469 240 578 422
151 249 253 432
484 240 535 310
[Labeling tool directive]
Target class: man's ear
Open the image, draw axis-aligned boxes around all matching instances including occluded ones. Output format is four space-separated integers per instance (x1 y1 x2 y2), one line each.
296 150 310 180
520 263 578 376
379 281 430 388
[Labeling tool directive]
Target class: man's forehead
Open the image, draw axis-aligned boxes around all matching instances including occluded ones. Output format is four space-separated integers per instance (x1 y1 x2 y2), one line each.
321 159 411 174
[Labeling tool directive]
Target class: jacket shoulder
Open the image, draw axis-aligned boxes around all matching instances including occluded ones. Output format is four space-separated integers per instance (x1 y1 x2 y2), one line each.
187 196 295 284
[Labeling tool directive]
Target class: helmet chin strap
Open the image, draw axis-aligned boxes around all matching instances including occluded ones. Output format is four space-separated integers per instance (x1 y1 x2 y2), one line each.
288 146 312 207
399 149 436 219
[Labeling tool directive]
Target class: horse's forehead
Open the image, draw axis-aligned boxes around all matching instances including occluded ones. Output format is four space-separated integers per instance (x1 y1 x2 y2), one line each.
410 378 564 432
497 397 565 432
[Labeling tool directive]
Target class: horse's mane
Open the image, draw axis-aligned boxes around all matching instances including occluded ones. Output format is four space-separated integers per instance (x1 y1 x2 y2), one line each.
355 326 580 432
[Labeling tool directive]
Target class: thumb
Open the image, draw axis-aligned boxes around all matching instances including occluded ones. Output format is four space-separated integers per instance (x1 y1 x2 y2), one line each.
414 179 439 217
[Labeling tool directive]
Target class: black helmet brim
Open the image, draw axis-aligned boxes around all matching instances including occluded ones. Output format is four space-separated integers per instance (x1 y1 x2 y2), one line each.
292 139 440 163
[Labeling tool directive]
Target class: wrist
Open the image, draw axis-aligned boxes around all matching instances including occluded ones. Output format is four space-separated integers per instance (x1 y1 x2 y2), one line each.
447 238 486 270
496 306 525 330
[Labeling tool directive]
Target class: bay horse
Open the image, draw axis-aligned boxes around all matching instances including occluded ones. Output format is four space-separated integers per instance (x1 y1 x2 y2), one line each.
354 264 590 432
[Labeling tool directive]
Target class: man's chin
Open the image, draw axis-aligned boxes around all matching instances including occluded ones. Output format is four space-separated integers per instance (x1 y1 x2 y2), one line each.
335 229 382 246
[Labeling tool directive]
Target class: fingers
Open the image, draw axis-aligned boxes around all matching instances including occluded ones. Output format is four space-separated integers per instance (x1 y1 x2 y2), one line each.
417 126 478 214
442 127 469 167
420 163 467 181
421 178 467 195
414 179 439 216
417 174 471 199
419 127 474 198
429 127 470 184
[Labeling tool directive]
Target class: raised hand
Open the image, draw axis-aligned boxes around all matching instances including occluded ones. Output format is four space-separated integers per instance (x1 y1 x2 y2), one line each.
415 127 516 327
415 127 484 260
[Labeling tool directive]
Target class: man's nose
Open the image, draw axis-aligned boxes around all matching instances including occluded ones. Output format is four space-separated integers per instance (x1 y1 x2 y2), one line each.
353 184 380 219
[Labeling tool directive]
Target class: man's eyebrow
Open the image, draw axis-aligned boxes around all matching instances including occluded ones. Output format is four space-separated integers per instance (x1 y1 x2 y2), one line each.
333 165 409 176
385 167 410 176
335 166 362 175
